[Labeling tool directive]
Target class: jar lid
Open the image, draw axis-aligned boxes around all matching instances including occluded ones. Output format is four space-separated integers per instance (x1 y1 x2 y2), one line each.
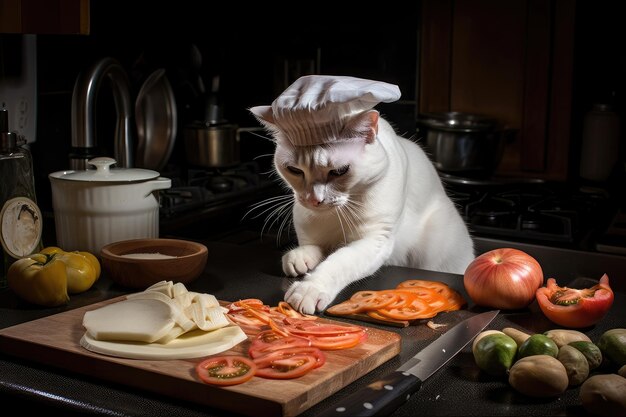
417 112 498 132
49 157 160 182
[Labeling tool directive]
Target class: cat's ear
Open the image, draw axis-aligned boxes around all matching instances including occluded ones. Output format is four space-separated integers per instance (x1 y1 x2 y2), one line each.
249 105 281 142
342 110 379 144
249 105 276 127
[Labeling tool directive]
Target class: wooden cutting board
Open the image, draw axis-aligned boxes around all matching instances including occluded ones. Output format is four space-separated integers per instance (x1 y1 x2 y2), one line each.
0 297 401 417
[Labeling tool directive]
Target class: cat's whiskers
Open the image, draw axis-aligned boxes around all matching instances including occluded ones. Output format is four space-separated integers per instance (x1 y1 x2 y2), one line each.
275 204 294 245
333 199 364 244
242 193 295 245
243 194 292 219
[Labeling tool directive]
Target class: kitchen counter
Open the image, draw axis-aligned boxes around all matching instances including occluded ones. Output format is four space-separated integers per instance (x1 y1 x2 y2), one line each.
1 238 625 417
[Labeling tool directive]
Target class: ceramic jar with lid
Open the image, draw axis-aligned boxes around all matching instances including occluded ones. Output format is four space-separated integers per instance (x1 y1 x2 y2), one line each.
49 157 171 255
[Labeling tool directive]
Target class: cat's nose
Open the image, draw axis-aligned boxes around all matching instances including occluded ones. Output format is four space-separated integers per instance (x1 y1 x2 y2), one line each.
306 195 324 206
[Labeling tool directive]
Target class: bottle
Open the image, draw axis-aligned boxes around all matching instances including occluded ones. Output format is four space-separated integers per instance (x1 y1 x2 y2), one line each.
0 107 43 289
579 102 621 182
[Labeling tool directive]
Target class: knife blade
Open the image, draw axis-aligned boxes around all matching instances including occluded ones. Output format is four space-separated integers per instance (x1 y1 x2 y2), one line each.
316 310 499 417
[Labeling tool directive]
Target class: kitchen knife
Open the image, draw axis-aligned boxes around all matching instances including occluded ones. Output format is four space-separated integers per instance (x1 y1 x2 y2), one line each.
316 310 499 417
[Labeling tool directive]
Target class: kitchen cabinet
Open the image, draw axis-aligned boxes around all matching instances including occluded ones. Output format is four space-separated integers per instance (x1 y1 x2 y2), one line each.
0 0 89 34
418 0 575 180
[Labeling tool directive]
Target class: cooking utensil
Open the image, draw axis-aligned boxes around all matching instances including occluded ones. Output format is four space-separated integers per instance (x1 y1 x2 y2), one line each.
417 112 512 176
317 310 499 417
183 123 240 168
135 68 177 171
49 157 171 255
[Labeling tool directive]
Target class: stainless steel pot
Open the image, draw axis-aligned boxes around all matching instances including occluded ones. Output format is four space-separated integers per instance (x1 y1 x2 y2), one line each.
183 123 240 168
417 112 510 176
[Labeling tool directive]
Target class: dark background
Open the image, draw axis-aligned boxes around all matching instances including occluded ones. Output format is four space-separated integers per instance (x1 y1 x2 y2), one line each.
27 0 421 217
1 0 624 242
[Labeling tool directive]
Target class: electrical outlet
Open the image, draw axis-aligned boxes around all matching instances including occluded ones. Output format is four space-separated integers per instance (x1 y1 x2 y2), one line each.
0 34 37 143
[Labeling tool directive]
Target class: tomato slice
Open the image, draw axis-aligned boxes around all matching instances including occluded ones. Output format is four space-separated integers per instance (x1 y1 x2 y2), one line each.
248 330 311 359
307 331 367 350
349 290 399 310
276 301 318 320
325 300 362 315
536 274 614 328
253 346 326 369
254 350 320 379
393 286 445 306
377 295 437 321
196 355 257 386
365 309 410 324
284 320 364 337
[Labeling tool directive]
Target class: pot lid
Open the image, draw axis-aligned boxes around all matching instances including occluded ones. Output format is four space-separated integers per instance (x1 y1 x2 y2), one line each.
417 112 498 132
49 157 160 182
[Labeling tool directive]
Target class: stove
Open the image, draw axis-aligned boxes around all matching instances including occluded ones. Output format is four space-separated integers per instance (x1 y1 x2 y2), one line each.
440 174 616 251
158 161 284 237
438 173 626 291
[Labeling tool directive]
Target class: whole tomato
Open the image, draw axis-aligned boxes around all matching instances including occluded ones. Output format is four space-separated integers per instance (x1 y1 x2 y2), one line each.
463 248 544 309
536 274 614 328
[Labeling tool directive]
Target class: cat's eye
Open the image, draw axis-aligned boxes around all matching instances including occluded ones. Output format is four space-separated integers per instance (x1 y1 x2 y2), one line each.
286 166 303 176
328 165 350 177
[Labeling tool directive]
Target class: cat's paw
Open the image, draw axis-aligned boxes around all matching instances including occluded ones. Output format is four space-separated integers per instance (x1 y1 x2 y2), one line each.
284 278 336 314
282 245 324 276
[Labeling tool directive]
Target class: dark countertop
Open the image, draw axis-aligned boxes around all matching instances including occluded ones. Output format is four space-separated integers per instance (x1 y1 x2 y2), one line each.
1 238 625 417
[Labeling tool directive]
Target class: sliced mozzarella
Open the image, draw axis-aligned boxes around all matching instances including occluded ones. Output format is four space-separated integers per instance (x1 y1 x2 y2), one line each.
127 290 196 332
185 303 229 332
154 325 188 344
144 280 174 297
83 298 175 343
80 326 248 360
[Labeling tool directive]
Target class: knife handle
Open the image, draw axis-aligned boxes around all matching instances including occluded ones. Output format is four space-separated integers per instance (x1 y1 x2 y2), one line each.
316 371 423 417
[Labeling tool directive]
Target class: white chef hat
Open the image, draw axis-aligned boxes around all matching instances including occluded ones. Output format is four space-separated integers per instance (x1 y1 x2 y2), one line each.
249 75 401 146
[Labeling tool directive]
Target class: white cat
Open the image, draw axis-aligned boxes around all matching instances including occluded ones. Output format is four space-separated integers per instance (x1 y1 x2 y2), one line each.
250 75 475 314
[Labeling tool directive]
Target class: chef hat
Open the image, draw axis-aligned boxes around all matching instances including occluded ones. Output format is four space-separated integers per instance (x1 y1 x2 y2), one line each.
250 75 401 146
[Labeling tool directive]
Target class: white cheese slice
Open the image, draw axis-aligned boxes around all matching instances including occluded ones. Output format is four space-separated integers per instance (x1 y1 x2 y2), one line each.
126 290 196 331
153 325 188 344
82 298 176 343
80 326 247 360
144 280 174 297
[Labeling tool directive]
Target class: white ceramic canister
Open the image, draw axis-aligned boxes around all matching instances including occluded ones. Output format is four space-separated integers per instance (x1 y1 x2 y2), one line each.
48 157 171 255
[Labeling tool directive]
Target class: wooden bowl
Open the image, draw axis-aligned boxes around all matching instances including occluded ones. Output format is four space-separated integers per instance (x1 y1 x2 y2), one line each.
100 238 208 289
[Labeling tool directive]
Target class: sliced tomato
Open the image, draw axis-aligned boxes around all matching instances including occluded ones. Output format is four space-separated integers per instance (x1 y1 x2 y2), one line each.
228 298 267 312
396 279 452 294
196 355 257 386
307 331 367 350
536 274 614 328
248 330 311 359
325 300 362 315
349 290 399 310
276 301 318 320
394 287 446 307
377 295 437 321
254 349 320 379
284 320 364 337
253 346 326 369
366 309 410 324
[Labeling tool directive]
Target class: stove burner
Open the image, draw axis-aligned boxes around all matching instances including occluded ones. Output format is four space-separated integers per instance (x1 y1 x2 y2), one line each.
445 180 612 245
159 161 279 217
